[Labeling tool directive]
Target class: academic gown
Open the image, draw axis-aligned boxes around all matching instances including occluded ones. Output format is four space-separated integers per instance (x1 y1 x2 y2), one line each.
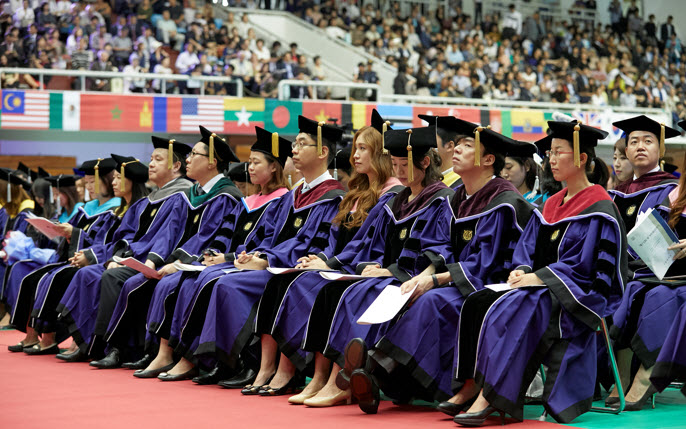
468 186 627 423
145 189 290 356
193 180 345 368
102 183 243 352
649 300 686 394
57 178 192 355
371 178 534 401
255 186 404 372
281 183 454 373
0 200 39 302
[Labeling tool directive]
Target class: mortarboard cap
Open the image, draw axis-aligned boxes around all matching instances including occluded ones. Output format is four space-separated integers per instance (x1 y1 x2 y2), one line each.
227 162 251 184
16 162 32 182
252 126 293 167
111 153 149 191
663 162 679 175
613 115 680 164
151 136 193 169
45 174 77 188
0 168 30 201
328 146 352 180
37 167 50 178
199 126 240 165
679 120 686 132
298 115 344 156
371 109 392 154
79 158 117 195
546 120 609 167
418 115 479 139
384 126 437 182
476 128 537 159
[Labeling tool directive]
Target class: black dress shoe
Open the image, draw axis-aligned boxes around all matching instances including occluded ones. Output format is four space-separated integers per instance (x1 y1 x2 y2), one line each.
350 368 380 414
133 362 175 379
623 385 658 411
437 398 475 417
8 341 38 352
56 348 88 362
258 374 302 396
24 343 59 355
122 354 152 370
453 406 512 426
219 367 258 389
193 364 232 385
336 338 368 390
90 348 121 369
157 367 199 381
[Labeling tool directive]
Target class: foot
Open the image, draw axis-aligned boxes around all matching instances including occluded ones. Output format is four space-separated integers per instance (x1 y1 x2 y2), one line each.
0 312 10 327
298 377 327 398
310 383 347 401
166 358 194 376
267 369 296 390
303 385 352 407
464 392 490 414
251 368 276 388
142 354 174 373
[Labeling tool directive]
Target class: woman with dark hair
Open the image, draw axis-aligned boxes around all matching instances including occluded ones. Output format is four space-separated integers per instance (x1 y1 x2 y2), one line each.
610 137 632 189
501 156 538 202
531 156 562 205
30 177 57 219
448 121 627 425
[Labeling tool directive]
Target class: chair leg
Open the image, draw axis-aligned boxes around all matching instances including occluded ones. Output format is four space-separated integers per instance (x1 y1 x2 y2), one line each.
538 365 548 421
590 318 624 414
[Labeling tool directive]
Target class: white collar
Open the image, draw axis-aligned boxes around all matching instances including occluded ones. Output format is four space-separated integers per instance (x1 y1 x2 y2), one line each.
633 165 660 180
301 171 333 193
202 174 225 193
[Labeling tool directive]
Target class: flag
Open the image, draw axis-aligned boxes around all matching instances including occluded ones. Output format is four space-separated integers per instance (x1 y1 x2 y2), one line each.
375 104 413 129
341 103 374 130
153 97 167 132
301 101 342 126
61 92 80 131
80 94 154 132
1 90 50 129
508 109 547 141
181 97 224 132
265 99 301 135
224 98 265 134
412 106 482 128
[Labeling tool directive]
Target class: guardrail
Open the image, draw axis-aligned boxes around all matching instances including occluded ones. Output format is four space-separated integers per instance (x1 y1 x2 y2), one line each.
277 79 381 101
0 67 244 97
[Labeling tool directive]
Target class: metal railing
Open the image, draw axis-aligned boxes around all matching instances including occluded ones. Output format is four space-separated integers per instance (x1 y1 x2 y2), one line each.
277 79 381 101
0 67 244 97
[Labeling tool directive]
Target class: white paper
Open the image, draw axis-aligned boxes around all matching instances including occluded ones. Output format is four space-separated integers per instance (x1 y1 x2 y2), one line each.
173 261 205 272
267 267 335 275
320 272 386 281
113 256 161 279
485 283 512 292
627 208 679 280
357 283 417 325
26 217 68 240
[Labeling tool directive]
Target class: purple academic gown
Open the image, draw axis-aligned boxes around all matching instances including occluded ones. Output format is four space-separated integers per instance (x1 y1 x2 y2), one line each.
650 300 686 394
103 184 242 351
57 178 192 354
0 206 42 303
471 189 627 423
194 181 345 368
373 180 534 401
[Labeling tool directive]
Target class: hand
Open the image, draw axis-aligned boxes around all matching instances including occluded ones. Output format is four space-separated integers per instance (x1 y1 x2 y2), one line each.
157 264 178 278
400 275 434 303
361 264 392 278
295 255 327 270
668 239 686 260
69 251 89 268
509 273 543 288
507 270 526 283
143 259 158 278
57 223 73 239
106 261 122 270
235 251 254 264
234 257 268 270
203 253 226 267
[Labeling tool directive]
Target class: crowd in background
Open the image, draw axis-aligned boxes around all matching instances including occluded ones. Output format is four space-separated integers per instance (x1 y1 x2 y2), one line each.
0 0 684 125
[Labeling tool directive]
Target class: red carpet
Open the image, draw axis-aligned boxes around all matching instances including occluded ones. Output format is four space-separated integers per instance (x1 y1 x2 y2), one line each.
0 330 572 429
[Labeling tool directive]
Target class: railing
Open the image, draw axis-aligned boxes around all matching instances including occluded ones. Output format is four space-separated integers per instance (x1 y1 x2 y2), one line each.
277 79 381 101
0 67 244 97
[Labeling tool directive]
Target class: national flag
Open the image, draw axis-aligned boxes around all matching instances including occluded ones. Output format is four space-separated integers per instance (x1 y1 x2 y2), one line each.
375 104 413 129
61 92 80 131
341 103 374 130
265 99 301 135
1 90 50 129
412 106 482 128
225 98 265 134
153 97 167 133
508 109 547 141
80 94 154 132
181 97 224 132
301 101 342 126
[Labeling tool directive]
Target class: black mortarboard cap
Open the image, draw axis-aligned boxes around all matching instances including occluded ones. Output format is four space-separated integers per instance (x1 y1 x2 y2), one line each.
384 126 437 182
476 128 537 158
418 115 478 138
38 167 50 178
329 146 352 179
151 135 193 169
78 158 116 176
111 153 149 189
370 109 392 154
298 115 344 155
199 126 240 164
252 126 292 167
16 162 32 181
227 162 251 184
45 174 77 188
663 162 679 175
0 168 30 187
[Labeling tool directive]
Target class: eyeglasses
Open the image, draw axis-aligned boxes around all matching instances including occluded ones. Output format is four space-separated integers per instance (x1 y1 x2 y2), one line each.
291 142 318 150
187 150 209 159
545 150 574 158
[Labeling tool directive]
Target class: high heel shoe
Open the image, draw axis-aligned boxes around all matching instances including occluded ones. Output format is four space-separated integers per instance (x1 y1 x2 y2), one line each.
258 375 302 396
623 385 658 411
288 390 320 405
303 390 352 407
241 373 274 395
453 406 509 427
436 396 476 417
604 396 620 407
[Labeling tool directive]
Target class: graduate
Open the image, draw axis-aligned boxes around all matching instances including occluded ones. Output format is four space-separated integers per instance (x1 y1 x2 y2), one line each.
340 126 536 414
133 126 292 380
329 145 353 191
96 131 242 369
419 115 463 189
444 121 626 425
228 162 259 196
606 116 682 407
649 300 686 396
56 141 193 361
155 116 346 382
6 159 121 354
245 109 403 402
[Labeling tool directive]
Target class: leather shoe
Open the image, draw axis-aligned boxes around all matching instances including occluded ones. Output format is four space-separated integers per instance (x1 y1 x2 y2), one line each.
193 364 231 385
122 354 153 370
8 341 38 352
453 405 514 426
134 362 174 379
258 374 302 396
336 338 368 390
350 369 380 414
303 390 352 407
288 390 320 405
623 385 657 411
219 367 257 389
56 348 88 362
90 348 121 369
24 343 59 355
158 367 198 381
604 396 620 407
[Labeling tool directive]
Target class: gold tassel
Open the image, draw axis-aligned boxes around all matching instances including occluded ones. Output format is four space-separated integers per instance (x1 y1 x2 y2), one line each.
272 132 279 158
209 134 216 165
573 124 581 168
474 127 483 167
661 160 666 171
167 139 175 169
317 121 324 156
382 121 390 155
407 129 414 183
120 160 139 192
94 158 102 196
660 123 666 159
